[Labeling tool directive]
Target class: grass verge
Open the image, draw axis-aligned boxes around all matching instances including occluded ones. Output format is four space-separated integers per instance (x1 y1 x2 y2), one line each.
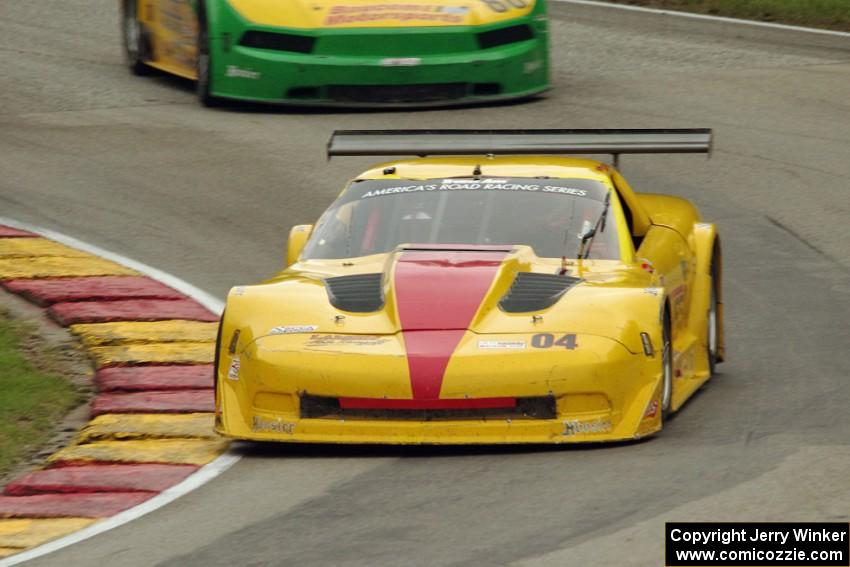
599 0 850 32
0 314 81 478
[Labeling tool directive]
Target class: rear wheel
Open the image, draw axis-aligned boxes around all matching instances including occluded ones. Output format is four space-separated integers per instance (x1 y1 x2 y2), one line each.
122 0 151 75
661 309 674 421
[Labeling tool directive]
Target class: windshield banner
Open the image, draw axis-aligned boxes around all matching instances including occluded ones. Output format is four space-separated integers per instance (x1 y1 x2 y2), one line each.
355 178 605 201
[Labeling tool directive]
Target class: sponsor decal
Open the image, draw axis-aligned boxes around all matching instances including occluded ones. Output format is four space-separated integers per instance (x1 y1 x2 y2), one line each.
563 418 612 436
227 329 241 355
361 180 589 200
670 284 688 326
380 57 422 67
252 416 295 434
644 287 660 296
232 286 247 296
324 4 468 26
159 0 196 36
157 0 197 69
478 340 526 350
402 211 432 220
305 334 390 347
225 65 261 80
674 347 695 379
643 399 659 419
523 59 543 74
479 0 529 13
531 333 577 350
227 356 240 380
269 325 319 335
443 6 470 14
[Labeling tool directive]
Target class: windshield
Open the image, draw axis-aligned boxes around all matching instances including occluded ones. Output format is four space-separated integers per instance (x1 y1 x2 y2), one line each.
302 177 620 260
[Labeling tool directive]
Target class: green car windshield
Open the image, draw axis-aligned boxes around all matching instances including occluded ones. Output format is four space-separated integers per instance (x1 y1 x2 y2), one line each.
302 177 619 260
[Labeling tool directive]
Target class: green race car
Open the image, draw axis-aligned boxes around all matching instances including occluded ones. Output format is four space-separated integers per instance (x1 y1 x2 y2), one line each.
121 0 550 106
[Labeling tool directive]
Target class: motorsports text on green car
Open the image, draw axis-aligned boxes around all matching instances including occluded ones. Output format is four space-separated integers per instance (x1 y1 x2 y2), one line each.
122 0 551 106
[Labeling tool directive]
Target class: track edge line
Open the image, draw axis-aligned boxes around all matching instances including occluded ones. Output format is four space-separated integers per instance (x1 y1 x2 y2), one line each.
0 217 237 566
552 0 850 39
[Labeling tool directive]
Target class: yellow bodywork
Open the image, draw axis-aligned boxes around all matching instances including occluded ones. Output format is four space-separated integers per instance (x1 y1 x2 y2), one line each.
134 0 199 80
215 156 723 444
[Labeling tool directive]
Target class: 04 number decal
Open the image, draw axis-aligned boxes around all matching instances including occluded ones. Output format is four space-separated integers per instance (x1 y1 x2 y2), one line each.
480 0 528 13
531 333 577 350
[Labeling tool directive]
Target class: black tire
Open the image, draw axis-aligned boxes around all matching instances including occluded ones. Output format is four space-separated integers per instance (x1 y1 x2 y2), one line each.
213 312 224 388
707 256 720 376
661 308 674 421
196 15 220 107
122 0 151 75
212 310 225 426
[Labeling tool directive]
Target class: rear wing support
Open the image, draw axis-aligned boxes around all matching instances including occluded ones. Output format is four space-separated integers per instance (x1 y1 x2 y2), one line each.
327 129 714 165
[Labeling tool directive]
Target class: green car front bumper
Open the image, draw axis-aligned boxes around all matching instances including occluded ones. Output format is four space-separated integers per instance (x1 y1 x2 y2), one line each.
207 8 550 106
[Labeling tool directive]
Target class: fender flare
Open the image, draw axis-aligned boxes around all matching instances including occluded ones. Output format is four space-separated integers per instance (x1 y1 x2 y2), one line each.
692 223 724 363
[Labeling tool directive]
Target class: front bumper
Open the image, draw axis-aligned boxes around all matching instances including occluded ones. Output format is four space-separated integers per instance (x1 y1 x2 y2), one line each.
215 332 663 445
218 416 643 445
208 24 549 106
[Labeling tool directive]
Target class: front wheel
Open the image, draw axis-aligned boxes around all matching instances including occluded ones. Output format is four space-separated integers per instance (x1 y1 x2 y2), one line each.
213 310 225 428
196 22 220 107
122 0 151 75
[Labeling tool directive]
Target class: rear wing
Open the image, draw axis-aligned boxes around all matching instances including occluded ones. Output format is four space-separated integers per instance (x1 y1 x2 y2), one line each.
327 129 713 166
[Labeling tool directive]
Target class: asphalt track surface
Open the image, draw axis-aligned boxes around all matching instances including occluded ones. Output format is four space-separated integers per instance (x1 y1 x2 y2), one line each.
1 2 850 565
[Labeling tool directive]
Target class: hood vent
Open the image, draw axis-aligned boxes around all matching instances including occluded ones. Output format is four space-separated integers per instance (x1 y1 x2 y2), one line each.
499 272 580 313
325 274 384 313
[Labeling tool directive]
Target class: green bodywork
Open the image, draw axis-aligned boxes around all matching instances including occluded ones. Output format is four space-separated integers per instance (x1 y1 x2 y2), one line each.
204 0 550 106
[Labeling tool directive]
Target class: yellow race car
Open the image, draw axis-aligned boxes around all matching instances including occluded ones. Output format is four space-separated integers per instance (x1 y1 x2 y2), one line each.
214 129 723 444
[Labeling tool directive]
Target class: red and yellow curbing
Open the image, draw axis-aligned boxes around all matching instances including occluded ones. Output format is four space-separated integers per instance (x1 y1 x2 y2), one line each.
0 226 227 557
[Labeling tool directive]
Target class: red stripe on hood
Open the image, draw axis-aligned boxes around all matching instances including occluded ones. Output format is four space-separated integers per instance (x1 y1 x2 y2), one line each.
394 249 507 399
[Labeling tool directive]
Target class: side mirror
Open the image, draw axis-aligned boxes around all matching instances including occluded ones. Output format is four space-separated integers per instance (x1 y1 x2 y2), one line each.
286 224 313 267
